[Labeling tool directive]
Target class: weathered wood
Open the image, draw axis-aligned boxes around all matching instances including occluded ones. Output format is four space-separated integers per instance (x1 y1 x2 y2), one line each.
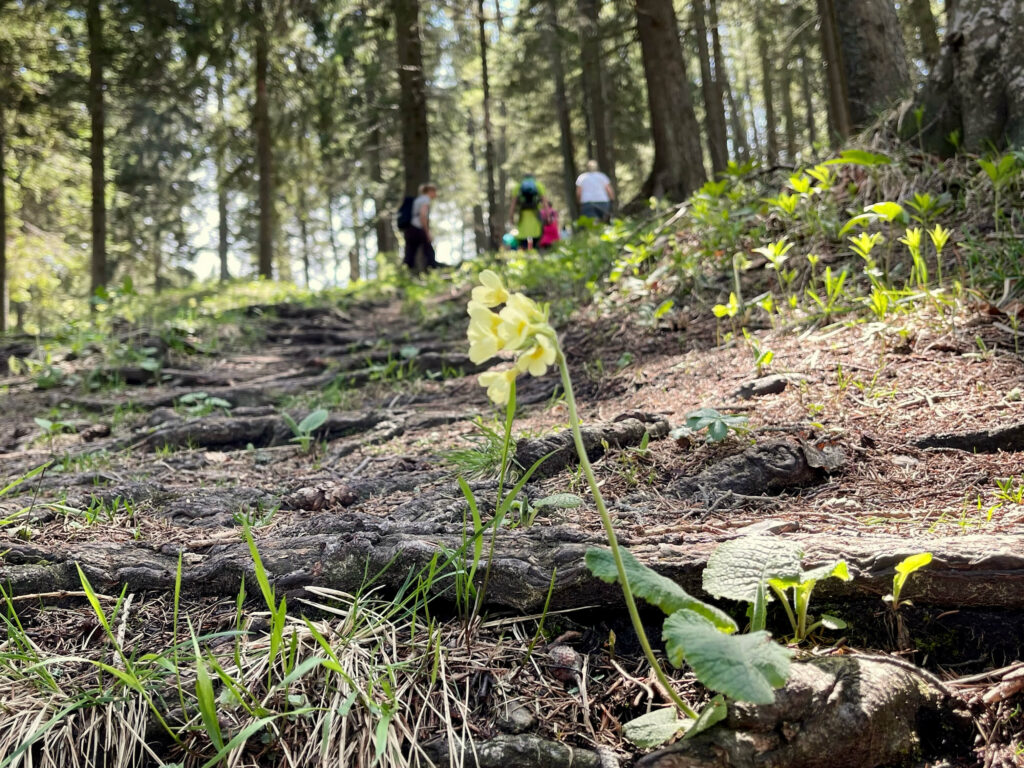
424 733 606 768
667 439 845 501
637 654 971 768
515 414 670 479
915 421 1024 452
2 513 1023 613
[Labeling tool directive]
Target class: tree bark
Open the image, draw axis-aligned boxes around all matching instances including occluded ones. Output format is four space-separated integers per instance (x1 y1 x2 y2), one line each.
834 0 911 128
799 55 818 150
477 0 499 250
710 0 747 162
912 0 1024 155
254 0 274 279
755 1 777 166
817 0 852 145
546 0 578 219
693 0 728 175
216 75 230 282
87 0 106 305
907 0 941 67
0 95 6 333
578 0 615 187
394 0 430 195
780 59 797 162
634 0 706 202
349 195 361 283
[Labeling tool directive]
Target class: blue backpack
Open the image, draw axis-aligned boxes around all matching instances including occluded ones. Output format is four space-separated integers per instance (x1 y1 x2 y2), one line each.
517 177 540 210
396 196 415 230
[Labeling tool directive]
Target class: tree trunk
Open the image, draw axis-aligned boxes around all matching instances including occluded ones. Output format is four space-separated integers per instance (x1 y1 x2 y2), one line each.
780 59 797 162
835 0 910 128
368 123 396 256
907 0 941 67
493 1 508 228
216 75 230 282
912 0 1024 155
350 196 361 283
546 0 578 219
799 55 818 150
755 1 777 166
578 0 615 187
254 0 274 279
634 0 706 202
817 0 852 145
326 197 341 286
87 0 106 306
298 189 311 288
693 0 728 175
477 0 499 251
710 0 747 162
0 97 6 333
394 0 430 195
744 78 761 154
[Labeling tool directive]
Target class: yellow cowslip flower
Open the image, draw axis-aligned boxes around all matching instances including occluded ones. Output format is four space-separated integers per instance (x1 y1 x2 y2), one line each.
498 293 546 349
478 368 517 405
467 301 503 363
516 334 556 377
471 269 509 308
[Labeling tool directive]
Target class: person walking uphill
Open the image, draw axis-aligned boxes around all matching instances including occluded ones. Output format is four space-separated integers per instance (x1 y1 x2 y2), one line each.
401 182 439 272
576 160 614 222
509 174 547 250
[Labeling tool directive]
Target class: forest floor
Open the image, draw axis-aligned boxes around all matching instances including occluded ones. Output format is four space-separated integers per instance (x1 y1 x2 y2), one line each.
2 262 1024 767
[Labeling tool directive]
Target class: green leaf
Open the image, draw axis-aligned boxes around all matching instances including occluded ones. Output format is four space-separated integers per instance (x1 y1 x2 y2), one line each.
532 493 584 509
825 149 892 167
622 707 690 748
895 552 932 577
820 614 847 630
399 345 420 359
586 547 737 632
663 610 792 704
686 695 728 739
34 417 53 432
838 213 874 237
801 560 851 584
190 618 224 751
702 537 804 603
653 299 674 319
297 408 329 434
865 201 907 223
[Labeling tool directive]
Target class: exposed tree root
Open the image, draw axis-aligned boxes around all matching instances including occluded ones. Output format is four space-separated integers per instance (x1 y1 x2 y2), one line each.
637 654 972 768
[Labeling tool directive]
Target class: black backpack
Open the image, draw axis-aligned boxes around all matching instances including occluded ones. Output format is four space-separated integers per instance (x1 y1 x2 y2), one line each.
517 177 540 210
396 196 415 230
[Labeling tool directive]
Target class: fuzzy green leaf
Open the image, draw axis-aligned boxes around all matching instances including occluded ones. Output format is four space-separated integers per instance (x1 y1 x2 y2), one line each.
297 408 329 434
622 707 690 748
586 547 737 632
532 493 584 509
702 537 803 603
663 610 792 704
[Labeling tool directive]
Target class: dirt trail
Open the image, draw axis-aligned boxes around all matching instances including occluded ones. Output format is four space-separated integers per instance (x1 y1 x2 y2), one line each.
2 292 1023 766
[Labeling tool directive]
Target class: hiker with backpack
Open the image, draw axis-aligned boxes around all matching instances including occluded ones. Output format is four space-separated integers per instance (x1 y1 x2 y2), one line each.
576 160 615 222
508 174 547 250
398 182 439 273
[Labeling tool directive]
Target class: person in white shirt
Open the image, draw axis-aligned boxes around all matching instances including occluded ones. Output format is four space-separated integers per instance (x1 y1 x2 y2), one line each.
575 160 615 222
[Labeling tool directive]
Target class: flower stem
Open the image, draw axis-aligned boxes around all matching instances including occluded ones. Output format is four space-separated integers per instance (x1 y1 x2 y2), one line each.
555 346 698 719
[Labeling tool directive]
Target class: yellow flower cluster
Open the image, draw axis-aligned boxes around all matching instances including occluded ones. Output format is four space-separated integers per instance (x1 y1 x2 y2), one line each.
467 270 556 405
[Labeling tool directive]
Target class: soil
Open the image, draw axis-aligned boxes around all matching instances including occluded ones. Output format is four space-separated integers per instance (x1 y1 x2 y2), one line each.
1 286 1023 767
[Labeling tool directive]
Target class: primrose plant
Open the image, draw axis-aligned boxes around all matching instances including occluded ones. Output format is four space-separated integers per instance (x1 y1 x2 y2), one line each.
466 270 793 738
282 408 329 453
703 537 852 643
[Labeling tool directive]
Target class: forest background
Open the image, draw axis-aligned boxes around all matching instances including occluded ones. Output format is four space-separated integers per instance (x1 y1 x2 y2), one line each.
0 0 995 335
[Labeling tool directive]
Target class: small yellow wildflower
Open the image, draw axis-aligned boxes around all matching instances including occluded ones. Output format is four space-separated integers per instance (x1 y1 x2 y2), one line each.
498 293 546 349
471 269 510 308
516 334 556 377
467 302 503 363
478 368 517 405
